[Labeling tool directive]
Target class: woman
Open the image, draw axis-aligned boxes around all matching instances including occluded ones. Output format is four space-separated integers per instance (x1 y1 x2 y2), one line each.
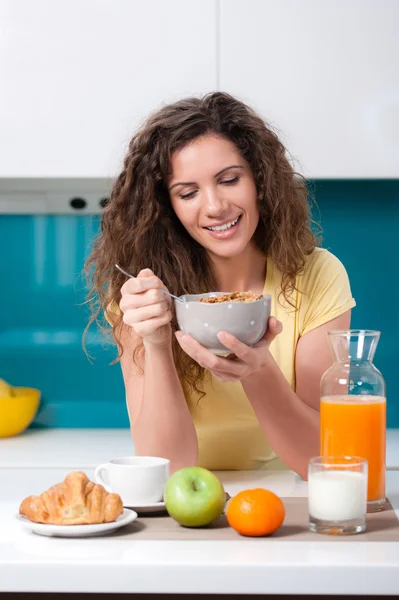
86 92 355 479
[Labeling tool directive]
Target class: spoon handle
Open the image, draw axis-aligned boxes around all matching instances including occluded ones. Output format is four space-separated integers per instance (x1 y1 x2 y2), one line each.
115 264 184 303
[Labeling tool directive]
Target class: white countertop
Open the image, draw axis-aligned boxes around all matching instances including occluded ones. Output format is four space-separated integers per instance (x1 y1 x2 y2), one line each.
1 428 399 596
2 427 399 469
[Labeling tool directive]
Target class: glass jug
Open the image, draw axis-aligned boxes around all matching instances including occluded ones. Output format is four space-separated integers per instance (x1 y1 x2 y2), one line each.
320 330 386 512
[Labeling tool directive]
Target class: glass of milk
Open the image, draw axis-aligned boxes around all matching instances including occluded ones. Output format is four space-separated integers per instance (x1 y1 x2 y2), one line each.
308 456 368 535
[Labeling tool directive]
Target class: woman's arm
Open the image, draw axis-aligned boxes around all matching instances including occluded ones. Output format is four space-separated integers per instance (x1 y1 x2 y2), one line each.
176 310 351 480
119 328 198 473
242 311 351 479
115 269 198 473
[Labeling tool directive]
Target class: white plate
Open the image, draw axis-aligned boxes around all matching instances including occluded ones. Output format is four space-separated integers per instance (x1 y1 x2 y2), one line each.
125 500 166 514
15 508 138 538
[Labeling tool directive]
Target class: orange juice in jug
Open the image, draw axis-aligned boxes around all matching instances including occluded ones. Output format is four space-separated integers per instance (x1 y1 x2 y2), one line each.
320 330 386 511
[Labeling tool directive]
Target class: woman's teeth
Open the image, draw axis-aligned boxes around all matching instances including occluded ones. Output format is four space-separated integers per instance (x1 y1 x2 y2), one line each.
206 216 240 232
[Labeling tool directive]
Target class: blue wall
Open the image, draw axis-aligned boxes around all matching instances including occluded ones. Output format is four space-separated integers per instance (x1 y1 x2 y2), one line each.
0 180 398 428
0 214 128 428
311 180 398 427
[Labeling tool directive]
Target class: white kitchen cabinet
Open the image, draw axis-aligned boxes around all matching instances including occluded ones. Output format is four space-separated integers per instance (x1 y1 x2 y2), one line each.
0 0 217 178
220 0 399 178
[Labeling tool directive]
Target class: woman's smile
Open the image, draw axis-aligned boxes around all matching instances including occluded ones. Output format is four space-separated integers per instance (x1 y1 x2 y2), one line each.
203 213 243 239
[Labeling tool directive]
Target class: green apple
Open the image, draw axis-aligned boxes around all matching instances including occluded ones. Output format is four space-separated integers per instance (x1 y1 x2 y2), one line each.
164 466 226 527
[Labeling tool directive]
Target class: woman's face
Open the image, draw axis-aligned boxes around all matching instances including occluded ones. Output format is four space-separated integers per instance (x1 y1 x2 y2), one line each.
168 135 259 259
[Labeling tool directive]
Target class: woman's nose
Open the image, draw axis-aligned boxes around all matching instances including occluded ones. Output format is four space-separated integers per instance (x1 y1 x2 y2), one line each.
203 187 227 217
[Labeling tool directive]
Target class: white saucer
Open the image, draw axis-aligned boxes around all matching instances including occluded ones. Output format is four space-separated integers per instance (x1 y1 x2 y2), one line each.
16 508 138 538
125 501 166 514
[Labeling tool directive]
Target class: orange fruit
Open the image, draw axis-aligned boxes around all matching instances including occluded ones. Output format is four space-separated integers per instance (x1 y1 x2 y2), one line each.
226 488 285 537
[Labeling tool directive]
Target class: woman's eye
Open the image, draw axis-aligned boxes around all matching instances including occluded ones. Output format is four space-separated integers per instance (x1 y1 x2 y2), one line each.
178 177 238 199
220 176 239 185
179 190 197 200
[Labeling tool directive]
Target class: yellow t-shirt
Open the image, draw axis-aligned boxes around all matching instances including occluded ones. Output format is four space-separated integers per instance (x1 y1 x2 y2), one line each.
187 248 356 471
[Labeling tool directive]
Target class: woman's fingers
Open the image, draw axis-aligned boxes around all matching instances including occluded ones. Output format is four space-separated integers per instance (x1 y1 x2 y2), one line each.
120 274 164 296
122 301 170 325
131 311 173 337
175 332 248 377
120 288 168 311
118 269 173 341
216 331 255 363
257 317 283 347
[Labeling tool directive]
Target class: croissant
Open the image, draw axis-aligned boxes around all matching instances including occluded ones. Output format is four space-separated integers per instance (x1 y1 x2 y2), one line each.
19 471 123 525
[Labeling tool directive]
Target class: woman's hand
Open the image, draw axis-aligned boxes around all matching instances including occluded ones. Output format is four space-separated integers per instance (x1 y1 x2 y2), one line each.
119 269 173 346
175 317 283 382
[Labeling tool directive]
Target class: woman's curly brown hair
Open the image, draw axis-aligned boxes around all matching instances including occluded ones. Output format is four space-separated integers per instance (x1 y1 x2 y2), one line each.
85 91 318 397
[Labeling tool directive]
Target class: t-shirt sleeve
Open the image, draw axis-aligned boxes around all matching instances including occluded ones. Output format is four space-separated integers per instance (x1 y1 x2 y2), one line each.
298 249 356 336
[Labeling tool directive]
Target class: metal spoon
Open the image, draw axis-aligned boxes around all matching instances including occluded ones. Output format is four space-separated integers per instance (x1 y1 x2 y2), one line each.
115 264 185 303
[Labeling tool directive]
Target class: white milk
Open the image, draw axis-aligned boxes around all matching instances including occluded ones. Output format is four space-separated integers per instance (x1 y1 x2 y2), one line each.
308 470 367 521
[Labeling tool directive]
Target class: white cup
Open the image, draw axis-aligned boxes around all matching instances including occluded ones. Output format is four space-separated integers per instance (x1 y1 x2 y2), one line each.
94 456 170 506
